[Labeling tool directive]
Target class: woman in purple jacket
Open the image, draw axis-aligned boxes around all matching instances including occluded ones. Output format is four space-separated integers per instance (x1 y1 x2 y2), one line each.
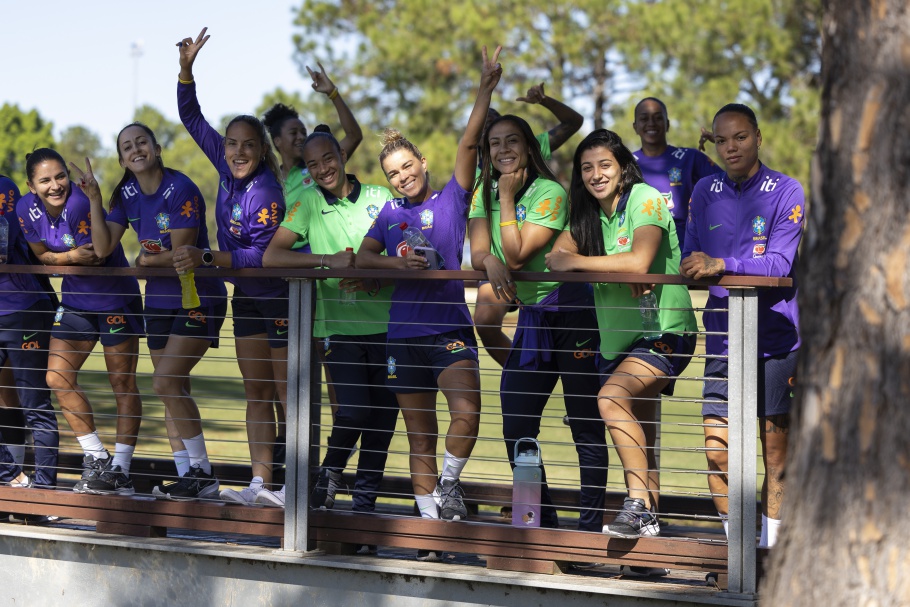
172 28 289 507
81 123 229 500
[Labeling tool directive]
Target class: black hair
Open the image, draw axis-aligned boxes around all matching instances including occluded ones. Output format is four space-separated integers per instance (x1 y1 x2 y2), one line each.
713 103 759 128
110 122 165 210
478 115 559 229
634 97 669 121
303 128 343 158
262 103 306 142
226 115 283 183
568 129 644 257
25 148 68 182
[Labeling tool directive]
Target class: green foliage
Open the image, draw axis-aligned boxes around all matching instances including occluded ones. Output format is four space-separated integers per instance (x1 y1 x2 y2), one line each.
0 103 55 187
291 0 822 192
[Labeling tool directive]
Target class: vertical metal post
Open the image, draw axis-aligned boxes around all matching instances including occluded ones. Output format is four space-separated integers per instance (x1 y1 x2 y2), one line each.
725 288 758 595
283 278 314 553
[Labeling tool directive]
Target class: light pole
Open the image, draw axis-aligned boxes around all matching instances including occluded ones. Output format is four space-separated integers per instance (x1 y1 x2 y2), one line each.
131 40 145 117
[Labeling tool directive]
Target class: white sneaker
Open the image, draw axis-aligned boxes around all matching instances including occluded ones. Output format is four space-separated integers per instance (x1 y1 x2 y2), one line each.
10 474 30 488
255 485 285 507
220 476 264 505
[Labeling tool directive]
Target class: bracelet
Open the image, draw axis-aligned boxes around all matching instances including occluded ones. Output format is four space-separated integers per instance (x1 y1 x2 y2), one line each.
178 76 194 85
328 87 339 101
320 254 327 268
499 220 518 227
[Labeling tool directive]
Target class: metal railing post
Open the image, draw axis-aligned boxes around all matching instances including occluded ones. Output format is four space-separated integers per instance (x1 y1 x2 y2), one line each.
725 288 758 595
283 278 315 553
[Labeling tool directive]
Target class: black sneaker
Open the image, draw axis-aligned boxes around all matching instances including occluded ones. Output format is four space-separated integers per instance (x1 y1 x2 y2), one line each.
73 453 111 494
356 544 378 555
152 480 180 499
86 464 135 495
603 497 660 539
160 465 219 501
311 468 343 509
416 549 444 562
436 477 468 522
619 565 670 577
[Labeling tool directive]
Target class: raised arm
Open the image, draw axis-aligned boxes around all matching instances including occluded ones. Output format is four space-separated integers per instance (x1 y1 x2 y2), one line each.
307 62 364 158
69 157 126 258
454 45 503 191
175 27 224 166
517 83 583 153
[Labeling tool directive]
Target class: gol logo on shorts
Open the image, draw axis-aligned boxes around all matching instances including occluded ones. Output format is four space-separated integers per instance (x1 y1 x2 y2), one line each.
188 310 207 325
107 315 126 325
22 340 40 350
446 341 466 351
274 319 289 328
652 341 675 355
573 348 594 359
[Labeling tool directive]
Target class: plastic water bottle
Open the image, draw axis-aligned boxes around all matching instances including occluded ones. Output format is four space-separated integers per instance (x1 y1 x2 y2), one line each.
0 210 8 264
399 222 445 270
340 247 356 306
179 270 201 309
512 438 542 528
639 291 661 339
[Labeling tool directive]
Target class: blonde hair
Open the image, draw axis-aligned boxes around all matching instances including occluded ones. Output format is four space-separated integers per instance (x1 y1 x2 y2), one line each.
378 128 424 169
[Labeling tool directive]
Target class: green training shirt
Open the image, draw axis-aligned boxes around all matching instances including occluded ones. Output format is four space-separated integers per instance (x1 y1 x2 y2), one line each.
280 175 394 337
469 174 566 305
590 182 697 359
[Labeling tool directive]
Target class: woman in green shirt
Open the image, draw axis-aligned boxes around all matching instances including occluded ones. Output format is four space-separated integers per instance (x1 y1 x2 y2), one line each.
546 129 697 542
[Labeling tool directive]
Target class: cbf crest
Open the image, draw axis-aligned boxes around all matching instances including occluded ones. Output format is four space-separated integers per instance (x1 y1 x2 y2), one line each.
419 209 434 228
516 204 527 223
367 204 380 219
618 211 626 228
668 167 682 186
62 234 76 249
155 212 170 232
231 203 243 222
387 356 397 379
752 216 766 236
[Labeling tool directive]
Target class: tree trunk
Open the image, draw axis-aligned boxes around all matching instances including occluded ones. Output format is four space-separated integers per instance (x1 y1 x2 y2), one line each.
763 1 910 605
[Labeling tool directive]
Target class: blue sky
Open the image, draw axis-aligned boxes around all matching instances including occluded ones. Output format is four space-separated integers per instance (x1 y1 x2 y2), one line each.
1 2 309 146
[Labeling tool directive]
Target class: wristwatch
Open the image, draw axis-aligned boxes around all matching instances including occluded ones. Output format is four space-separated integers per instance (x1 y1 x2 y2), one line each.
201 248 214 267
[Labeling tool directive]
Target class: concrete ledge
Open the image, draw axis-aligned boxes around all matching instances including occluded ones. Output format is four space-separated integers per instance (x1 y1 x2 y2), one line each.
0 525 757 607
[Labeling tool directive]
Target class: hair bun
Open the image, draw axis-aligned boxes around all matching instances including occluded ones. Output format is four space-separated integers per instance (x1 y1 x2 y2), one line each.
314 124 332 134
380 128 405 147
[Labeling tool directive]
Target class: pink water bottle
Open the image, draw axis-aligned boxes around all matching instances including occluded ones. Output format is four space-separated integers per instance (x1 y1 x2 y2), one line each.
512 438 542 528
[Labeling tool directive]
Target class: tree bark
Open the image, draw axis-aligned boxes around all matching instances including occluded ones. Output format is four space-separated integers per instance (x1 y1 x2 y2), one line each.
763 1 910 605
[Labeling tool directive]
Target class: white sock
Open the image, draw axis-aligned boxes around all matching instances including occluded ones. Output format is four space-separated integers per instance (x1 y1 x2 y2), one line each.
441 450 468 481
416 494 439 519
76 432 108 459
173 450 191 477
8 445 25 466
112 443 135 475
719 513 729 538
182 433 211 475
760 514 781 548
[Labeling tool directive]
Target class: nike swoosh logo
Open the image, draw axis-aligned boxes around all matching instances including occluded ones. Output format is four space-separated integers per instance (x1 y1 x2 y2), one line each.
185 323 201 329
450 347 465 354
321 209 336 215
709 224 723 230
387 224 398 231
23 332 38 340
109 327 125 333
277 329 288 335
128 217 140 222
575 338 592 348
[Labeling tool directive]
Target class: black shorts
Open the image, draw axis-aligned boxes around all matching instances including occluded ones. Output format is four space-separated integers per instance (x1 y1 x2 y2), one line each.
0 299 53 363
51 297 144 347
144 299 228 351
702 349 798 418
385 328 478 393
597 333 695 396
231 288 290 349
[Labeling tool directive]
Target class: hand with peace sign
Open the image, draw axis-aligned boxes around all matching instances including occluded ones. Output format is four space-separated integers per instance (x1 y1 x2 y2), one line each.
306 62 339 98
479 44 503 94
176 27 211 82
69 157 102 206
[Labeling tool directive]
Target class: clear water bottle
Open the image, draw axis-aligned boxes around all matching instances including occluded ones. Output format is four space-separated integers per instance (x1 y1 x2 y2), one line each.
399 222 445 270
512 438 542 528
639 291 661 339
179 270 201 309
0 211 8 264
340 247 356 306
